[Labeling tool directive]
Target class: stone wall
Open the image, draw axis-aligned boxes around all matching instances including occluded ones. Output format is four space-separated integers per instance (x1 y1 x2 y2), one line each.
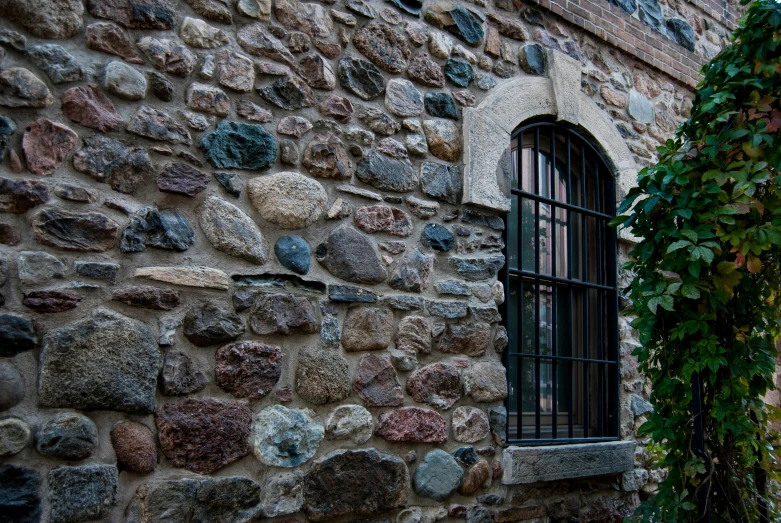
0 0 728 522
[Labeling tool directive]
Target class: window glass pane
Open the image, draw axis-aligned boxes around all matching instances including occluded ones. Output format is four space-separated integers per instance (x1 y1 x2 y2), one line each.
521 146 534 193
570 211 583 281
520 199 536 272
538 133 551 199
520 282 536 355
556 287 572 359
539 285 553 356
507 279 520 354
585 215 598 284
555 206 568 277
510 139 519 189
538 202 552 275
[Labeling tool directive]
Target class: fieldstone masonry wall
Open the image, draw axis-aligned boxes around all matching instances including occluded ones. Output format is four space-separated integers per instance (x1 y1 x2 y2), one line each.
0 0 731 521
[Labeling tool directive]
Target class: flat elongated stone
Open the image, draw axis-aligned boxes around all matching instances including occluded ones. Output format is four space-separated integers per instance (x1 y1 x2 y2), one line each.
121 207 195 252
407 362 461 409
355 205 413 236
184 0 232 23
112 285 179 310
74 261 119 283
22 118 78 175
27 44 85 84
72 135 153 194
356 151 417 192
32 208 118 251
23 291 81 313
449 254 505 280
86 22 143 62
200 121 277 170
237 23 296 66
38 309 159 413
338 57 386 100
216 341 283 398
251 405 324 467
303 449 409 521
157 163 209 196
0 0 83 38
0 68 53 108
436 322 491 356
156 398 251 474
48 465 118 523
295 348 351 405
199 195 269 264
136 266 230 290
127 106 192 145
87 0 175 29
375 406 447 443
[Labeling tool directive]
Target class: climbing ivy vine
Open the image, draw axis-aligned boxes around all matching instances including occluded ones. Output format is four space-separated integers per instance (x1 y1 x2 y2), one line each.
612 1 781 521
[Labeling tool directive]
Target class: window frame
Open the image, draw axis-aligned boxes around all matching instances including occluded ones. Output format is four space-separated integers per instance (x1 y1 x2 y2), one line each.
500 119 620 446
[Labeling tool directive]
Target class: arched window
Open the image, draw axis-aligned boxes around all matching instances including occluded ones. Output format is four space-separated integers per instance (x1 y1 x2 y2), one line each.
502 120 619 444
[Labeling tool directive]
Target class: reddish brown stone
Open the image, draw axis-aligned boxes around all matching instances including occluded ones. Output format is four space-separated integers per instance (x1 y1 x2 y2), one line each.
61 85 123 132
302 134 353 180
156 398 251 474
23 291 81 313
298 54 336 90
406 362 462 409
314 39 342 59
353 21 410 73
110 420 157 473
275 386 294 403
22 118 78 176
375 406 447 443
215 341 284 399
486 13 530 40
156 163 209 196
0 177 49 214
112 285 180 310
341 307 394 351
435 322 491 357
248 293 319 335
458 459 490 495
0 223 21 245
277 116 313 137
86 22 143 63
407 53 445 88
353 354 403 407
395 315 431 354
376 138 408 160
354 206 413 237
317 95 354 123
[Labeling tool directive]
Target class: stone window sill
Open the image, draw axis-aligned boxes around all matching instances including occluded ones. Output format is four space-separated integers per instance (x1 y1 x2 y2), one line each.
501 440 636 485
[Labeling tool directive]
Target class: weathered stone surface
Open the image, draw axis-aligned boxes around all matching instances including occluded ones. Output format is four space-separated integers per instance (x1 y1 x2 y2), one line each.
0 417 29 456
423 119 461 161
237 23 295 66
112 285 179 310
318 95 354 122
0 224 20 245
375 406 447 443
452 406 490 443
449 255 505 281
421 223 455 252
421 160 461 204
628 89 655 124
73 261 118 283
338 56 386 100
27 44 84 84
277 116 312 137
429 31 453 59
302 134 353 179
458 458 490 495
197 195 269 264
180 16 227 48
426 4 484 45
248 171 327 229
184 82 229 116
148 71 174 101
156 398 251 474
156 163 210 196
216 341 283 399
354 205 413 237
354 354 403 406
353 22 410 74
384 80 423 120
396 315 431 355
86 0 175 29
259 75 315 110
217 51 255 92
667 18 695 52
1 0 81 38
136 266 230 289
38 310 157 413
0 314 37 357
200 120 277 170
48 465 118 522
356 150 417 192
298 54 336 90
32 208 118 251
502 440 636 484
0 465 41 523
238 0 271 19
260 472 303 517
0 363 24 410
22 290 81 313
35 412 97 460
630 394 654 417
325 404 374 444
22 118 77 175
251 405 324 467
358 106 401 136
518 43 546 75
61 85 122 132
295 347 351 405
0 68 53 108
407 52 445 87
407 362 461 409
127 105 192 145
413 449 463 500
0 117 15 158
444 57 475 86
464 362 507 402
316 228 386 284
160 350 206 396
390 248 434 292
342 306 394 351
183 300 244 347
111 421 157 473
121 207 194 252
214 172 243 197
275 0 332 38
304 449 409 521
249 293 318 335
73 135 153 193
103 60 147 100
182 0 232 23
86 22 142 62
0 178 48 214
489 406 507 444
377 137 408 160
436 322 491 357
137 37 197 77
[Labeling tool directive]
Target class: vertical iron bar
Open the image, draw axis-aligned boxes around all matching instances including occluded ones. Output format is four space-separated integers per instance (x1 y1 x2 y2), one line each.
606 150 620 438
550 128 557 439
569 286 575 439
692 372 711 521
517 135 524 441
580 138 590 438
534 128 541 440
594 158 605 435
566 131 575 439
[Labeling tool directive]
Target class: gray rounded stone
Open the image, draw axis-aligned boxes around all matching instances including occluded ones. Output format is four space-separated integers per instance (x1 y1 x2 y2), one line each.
250 405 324 467
413 449 463 501
274 235 311 274
103 61 147 100
35 412 97 460
295 348 351 405
38 309 159 414
260 472 303 517
325 404 374 444
315 226 386 284
17 251 65 285
248 171 327 229
198 195 270 264
0 417 30 456
0 363 24 411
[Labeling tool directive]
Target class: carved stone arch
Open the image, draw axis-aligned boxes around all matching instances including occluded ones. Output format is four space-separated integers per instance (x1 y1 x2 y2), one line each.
461 49 637 213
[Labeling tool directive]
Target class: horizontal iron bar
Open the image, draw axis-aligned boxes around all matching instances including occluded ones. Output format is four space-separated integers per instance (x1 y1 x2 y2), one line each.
508 353 618 365
509 269 617 292
506 436 620 446
510 188 613 219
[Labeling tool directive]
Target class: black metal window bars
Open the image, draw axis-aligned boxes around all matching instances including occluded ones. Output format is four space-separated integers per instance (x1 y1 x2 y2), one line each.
500 121 620 445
